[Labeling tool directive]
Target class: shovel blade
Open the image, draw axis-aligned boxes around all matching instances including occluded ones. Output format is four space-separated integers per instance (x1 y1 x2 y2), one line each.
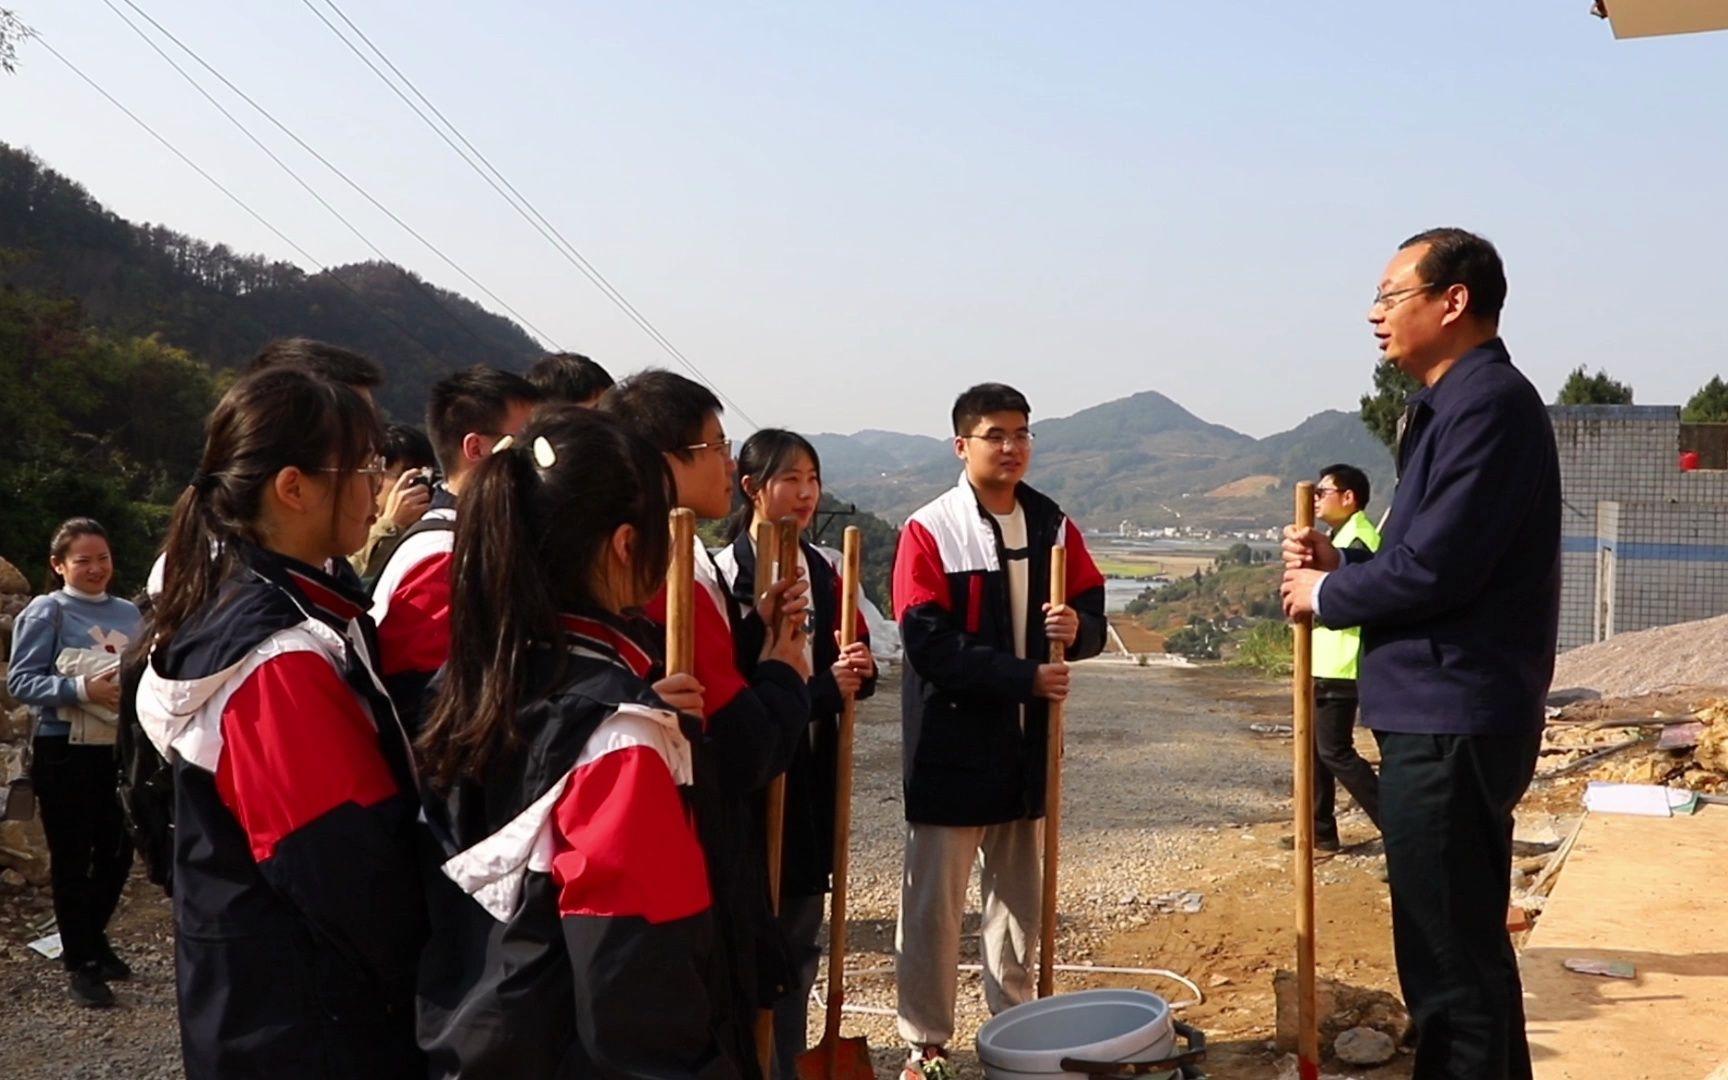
795 1034 873 1080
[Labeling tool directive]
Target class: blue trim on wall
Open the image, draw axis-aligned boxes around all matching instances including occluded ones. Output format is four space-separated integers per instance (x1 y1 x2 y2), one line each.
1563 534 1728 561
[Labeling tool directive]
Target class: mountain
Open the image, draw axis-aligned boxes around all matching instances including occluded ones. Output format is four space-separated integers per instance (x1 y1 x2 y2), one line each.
0 143 541 422
815 399 1393 530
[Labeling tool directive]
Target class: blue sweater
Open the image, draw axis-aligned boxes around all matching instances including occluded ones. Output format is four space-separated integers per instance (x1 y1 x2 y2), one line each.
7 589 143 738
1316 339 1561 736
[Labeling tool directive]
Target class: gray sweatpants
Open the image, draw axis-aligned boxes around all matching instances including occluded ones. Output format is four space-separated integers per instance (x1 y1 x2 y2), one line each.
894 818 1042 1047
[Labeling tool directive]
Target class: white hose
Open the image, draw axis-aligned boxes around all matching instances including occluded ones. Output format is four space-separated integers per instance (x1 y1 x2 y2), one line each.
822 963 1205 1013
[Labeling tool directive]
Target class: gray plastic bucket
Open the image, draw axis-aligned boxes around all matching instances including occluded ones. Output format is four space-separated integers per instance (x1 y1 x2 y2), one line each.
975 989 1178 1080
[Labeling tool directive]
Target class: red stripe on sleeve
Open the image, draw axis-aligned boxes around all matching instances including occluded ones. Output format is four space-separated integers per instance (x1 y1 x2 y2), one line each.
216 650 401 862
377 551 453 676
645 587 749 718
551 745 712 923
892 520 950 620
1063 520 1106 597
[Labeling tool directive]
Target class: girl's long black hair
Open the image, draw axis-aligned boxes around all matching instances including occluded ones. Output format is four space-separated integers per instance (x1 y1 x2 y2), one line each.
417 406 675 790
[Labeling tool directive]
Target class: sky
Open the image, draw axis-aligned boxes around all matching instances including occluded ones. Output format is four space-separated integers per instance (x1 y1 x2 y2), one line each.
4 2 1728 439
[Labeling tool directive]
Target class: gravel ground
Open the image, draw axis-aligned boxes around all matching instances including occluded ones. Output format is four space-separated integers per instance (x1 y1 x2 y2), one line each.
0 659 1412 1079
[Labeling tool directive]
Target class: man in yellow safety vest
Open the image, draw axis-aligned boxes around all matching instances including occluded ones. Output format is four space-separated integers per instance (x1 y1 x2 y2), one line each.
1308 463 1382 850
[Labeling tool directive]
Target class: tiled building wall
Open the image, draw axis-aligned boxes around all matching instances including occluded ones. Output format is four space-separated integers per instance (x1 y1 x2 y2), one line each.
1603 503 1728 637
1551 406 1728 648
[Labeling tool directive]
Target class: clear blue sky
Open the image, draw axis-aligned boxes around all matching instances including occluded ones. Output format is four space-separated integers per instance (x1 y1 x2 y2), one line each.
4 2 1726 437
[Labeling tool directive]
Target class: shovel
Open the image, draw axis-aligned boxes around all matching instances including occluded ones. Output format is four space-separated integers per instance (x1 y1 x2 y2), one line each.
756 518 801 1076
797 525 872 1080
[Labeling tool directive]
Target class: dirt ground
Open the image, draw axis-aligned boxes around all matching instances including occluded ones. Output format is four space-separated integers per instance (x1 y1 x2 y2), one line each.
0 660 1419 1079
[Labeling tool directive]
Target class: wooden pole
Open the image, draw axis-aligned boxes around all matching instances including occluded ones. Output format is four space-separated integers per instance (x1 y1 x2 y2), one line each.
824 526 863 1073
753 516 798 1075
1292 482 1320 1080
666 509 695 677
1037 545 1068 999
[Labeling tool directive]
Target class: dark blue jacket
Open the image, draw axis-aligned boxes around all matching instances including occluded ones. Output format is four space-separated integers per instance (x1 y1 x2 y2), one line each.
1317 339 1560 735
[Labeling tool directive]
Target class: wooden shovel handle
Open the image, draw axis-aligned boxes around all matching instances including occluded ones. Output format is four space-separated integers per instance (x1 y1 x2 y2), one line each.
666 510 695 677
1292 482 1319 1075
822 527 862 1042
1038 545 1067 998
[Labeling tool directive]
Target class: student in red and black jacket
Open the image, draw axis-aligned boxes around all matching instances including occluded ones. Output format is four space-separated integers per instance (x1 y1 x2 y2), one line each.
415 407 736 1078
891 383 1107 1079
133 368 424 1079
369 366 538 728
715 429 877 1079
601 371 812 1076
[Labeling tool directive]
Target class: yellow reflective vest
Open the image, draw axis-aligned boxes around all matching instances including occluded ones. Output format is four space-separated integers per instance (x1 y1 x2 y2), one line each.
1312 511 1382 680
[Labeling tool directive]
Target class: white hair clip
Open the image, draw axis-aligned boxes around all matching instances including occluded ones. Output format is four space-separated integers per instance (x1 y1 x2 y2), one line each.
492 434 516 453
532 435 558 468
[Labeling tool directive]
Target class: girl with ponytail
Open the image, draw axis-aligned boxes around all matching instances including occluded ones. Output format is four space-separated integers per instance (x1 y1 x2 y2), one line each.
416 405 736 1078
132 364 424 1079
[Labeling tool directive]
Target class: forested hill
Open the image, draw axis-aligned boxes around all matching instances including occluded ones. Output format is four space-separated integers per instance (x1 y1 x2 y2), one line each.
0 143 542 421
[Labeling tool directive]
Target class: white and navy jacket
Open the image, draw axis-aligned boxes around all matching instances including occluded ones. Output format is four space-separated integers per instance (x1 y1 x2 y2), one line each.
370 486 459 728
892 474 1107 826
135 545 424 1080
416 612 737 1079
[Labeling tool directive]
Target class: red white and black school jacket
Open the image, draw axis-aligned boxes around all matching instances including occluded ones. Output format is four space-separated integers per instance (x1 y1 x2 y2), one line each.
416 613 738 1080
644 535 810 1071
370 485 458 728
716 534 876 899
892 475 1107 827
135 545 424 1080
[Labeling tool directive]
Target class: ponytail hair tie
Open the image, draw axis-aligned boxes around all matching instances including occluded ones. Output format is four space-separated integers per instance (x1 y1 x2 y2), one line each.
189 470 218 493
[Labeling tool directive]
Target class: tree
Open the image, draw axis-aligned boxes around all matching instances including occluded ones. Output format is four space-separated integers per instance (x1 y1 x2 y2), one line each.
1360 363 1421 450
1556 366 1633 405
1683 377 1728 423
1 8 34 75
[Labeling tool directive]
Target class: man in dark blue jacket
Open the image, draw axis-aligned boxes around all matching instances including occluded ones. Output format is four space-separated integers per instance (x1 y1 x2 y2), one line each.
1281 228 1559 1080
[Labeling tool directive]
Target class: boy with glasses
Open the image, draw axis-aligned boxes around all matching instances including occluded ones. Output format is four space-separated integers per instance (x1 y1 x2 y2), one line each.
891 383 1108 1079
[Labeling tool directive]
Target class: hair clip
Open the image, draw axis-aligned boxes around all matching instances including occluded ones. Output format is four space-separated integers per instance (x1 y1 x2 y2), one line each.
532 435 558 469
491 434 516 454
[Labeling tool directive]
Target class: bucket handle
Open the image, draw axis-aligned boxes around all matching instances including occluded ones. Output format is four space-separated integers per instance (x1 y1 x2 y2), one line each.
1058 1020 1206 1077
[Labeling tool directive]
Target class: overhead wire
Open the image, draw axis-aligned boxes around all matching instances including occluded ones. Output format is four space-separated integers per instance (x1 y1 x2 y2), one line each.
114 0 562 350
303 0 759 426
98 0 506 359
30 31 455 365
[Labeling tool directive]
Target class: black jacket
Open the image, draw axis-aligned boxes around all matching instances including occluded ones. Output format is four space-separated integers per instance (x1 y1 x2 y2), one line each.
1317 338 1561 735
719 534 877 898
417 612 737 1079
892 476 1107 825
135 546 424 1080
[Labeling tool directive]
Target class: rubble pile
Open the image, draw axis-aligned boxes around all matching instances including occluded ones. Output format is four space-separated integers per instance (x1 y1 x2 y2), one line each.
1550 612 1728 697
1538 693 1728 794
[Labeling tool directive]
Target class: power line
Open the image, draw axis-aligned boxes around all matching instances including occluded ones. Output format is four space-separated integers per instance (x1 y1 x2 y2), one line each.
99 0 504 360
304 0 759 426
114 0 561 351
30 33 453 365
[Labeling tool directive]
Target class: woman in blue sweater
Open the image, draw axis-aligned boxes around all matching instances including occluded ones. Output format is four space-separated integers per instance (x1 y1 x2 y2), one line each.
6 518 142 1008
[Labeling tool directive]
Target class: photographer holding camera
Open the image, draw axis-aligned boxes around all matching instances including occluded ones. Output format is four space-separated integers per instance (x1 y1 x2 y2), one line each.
352 423 438 581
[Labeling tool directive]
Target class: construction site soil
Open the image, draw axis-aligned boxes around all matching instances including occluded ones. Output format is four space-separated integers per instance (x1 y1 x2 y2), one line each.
23 658 1708 1078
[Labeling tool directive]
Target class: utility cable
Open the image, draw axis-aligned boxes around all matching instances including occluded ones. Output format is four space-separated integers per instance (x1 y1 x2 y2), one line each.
33 33 458 366
115 0 561 350
305 0 758 425
100 0 504 359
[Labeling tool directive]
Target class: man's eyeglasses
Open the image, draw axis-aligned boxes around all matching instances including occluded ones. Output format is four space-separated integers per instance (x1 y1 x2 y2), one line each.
1312 486 1342 499
683 437 733 456
963 432 1035 452
1371 283 1439 311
